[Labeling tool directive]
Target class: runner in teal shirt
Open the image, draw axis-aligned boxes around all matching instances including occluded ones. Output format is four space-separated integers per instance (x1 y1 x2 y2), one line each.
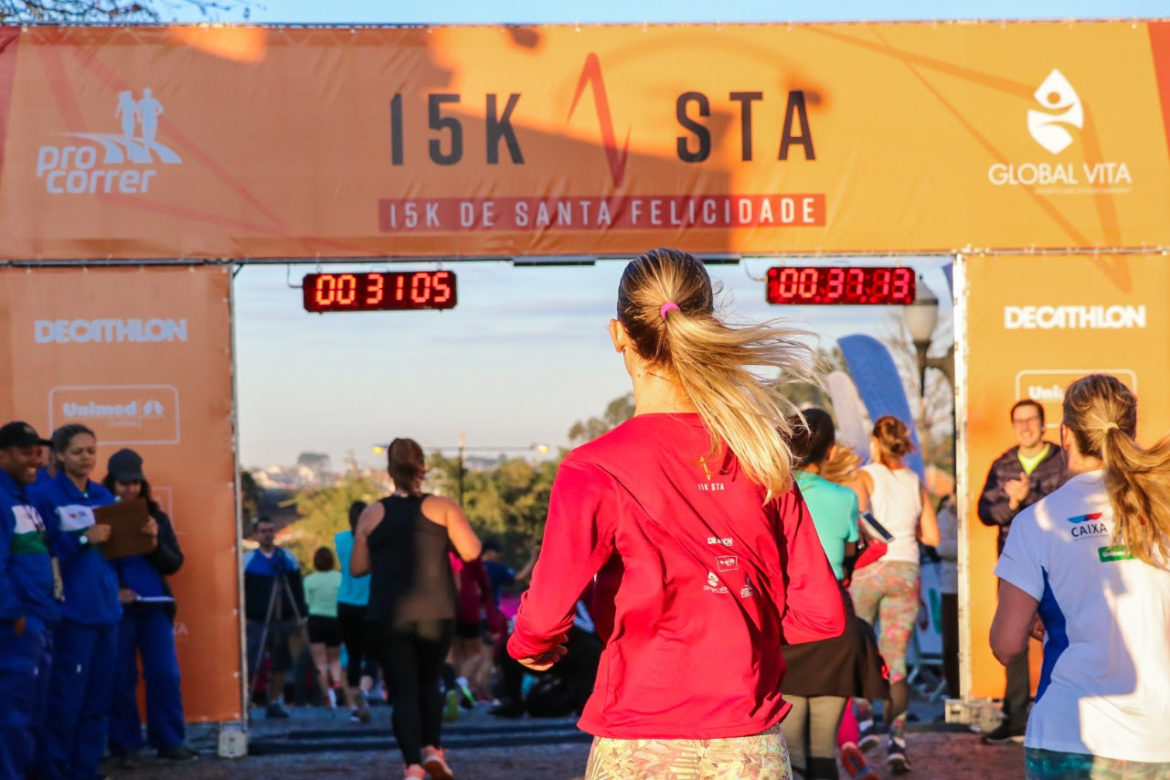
790 409 860 581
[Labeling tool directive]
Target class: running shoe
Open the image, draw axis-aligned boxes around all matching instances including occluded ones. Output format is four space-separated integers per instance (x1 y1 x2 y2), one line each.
404 765 426 779
422 746 454 780
443 689 460 722
349 707 372 724
886 737 911 775
840 742 880 778
265 702 290 719
857 720 882 751
981 722 1026 745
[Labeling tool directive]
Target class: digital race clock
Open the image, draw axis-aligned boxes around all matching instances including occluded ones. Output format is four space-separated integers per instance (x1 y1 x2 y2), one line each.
765 266 915 305
302 271 457 312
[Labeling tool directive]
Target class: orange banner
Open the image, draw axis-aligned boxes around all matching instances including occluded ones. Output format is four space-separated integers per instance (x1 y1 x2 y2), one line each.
960 253 1170 699
0 22 1169 260
0 266 240 723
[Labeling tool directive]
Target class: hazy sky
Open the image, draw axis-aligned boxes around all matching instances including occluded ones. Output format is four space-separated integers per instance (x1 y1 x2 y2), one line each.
203 1 1162 468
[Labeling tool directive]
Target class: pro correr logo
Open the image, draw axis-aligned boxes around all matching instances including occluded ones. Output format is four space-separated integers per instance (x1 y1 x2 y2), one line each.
36 89 181 195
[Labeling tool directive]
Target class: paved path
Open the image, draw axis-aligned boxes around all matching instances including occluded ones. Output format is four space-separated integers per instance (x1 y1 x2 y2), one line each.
114 703 1026 779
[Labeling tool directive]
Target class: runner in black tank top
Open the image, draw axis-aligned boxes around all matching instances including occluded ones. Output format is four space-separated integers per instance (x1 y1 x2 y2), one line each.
351 438 482 780
366 495 457 626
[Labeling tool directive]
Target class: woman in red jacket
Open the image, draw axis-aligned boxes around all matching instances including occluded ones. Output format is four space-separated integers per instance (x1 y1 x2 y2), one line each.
509 248 846 779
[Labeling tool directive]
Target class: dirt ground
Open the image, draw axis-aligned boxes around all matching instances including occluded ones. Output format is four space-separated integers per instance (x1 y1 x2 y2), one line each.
113 706 1026 779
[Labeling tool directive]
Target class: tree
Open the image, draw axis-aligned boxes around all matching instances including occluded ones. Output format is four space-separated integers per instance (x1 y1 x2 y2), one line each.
0 0 248 22
568 392 635 445
282 472 389 566
239 468 261 523
296 451 332 478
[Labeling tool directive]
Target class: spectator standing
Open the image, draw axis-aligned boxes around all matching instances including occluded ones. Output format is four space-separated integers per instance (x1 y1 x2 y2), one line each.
935 494 960 700
351 437 482 780
335 500 374 723
978 399 1065 744
243 516 307 718
34 424 126 780
0 421 58 779
850 415 939 774
304 546 343 708
991 374 1170 778
103 448 197 764
480 539 536 606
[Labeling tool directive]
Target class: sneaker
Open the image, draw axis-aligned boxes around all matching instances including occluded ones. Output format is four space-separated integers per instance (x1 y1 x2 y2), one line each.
404 766 426 780
489 699 525 719
857 720 882 751
113 750 143 770
422 746 454 780
981 722 1026 745
456 681 475 710
349 707 372 724
442 689 459 722
840 742 880 778
886 737 911 775
266 701 290 719
157 745 199 762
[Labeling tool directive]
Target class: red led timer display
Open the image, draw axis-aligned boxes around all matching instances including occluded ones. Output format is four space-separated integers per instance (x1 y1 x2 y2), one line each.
303 271 457 312
765 266 915 305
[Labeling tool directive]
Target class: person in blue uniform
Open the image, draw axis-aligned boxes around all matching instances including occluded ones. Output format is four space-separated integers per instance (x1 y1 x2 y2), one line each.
34 424 134 780
103 449 197 764
0 421 59 779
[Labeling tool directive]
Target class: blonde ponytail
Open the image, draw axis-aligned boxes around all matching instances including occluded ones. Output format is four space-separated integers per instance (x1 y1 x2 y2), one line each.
1063 374 1170 568
616 249 814 500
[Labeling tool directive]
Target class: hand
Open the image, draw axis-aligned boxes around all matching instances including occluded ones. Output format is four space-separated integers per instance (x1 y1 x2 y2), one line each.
1005 477 1029 507
517 643 568 672
1029 615 1045 642
142 518 158 539
87 523 112 544
14 615 26 637
119 588 139 605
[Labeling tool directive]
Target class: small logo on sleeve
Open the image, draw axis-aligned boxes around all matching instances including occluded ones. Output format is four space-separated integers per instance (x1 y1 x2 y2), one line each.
1097 546 1134 563
1067 512 1109 539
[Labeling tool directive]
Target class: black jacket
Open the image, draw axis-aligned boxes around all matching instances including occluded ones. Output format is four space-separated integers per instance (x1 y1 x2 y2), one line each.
243 546 306 623
977 442 1067 554
120 506 184 620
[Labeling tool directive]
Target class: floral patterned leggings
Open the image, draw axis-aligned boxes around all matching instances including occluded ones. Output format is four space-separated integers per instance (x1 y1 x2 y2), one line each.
849 560 920 740
585 724 792 780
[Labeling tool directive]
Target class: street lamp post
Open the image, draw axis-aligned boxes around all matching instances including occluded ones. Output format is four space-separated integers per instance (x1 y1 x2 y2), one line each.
905 278 954 396
905 276 956 471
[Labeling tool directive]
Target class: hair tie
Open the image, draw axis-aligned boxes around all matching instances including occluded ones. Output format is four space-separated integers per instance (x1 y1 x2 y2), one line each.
660 301 681 319
1103 422 1120 432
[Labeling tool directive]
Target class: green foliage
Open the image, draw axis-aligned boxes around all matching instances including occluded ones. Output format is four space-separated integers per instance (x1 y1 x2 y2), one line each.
425 450 561 556
568 392 635 445
281 473 386 567
239 469 261 523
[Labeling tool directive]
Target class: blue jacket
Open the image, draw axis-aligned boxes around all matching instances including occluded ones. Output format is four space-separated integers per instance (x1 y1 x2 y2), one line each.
32 472 121 626
0 470 59 630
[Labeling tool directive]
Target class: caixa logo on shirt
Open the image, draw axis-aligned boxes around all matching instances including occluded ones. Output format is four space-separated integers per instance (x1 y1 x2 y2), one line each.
1067 512 1108 539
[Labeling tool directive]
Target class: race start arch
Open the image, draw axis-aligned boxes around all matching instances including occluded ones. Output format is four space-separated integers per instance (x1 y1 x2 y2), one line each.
2 20 1170 723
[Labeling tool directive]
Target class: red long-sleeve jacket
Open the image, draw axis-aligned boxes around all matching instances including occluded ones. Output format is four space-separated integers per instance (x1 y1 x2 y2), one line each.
508 413 845 739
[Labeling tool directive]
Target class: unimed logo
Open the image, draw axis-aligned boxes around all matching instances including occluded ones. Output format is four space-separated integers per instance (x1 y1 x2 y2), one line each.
49 385 181 445
35 318 188 344
1004 305 1146 330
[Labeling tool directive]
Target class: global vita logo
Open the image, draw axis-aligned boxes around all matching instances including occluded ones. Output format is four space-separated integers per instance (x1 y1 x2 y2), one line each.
36 89 181 195
1027 69 1083 155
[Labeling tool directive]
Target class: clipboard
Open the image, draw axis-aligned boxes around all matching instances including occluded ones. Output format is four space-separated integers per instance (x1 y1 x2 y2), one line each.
94 499 155 559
